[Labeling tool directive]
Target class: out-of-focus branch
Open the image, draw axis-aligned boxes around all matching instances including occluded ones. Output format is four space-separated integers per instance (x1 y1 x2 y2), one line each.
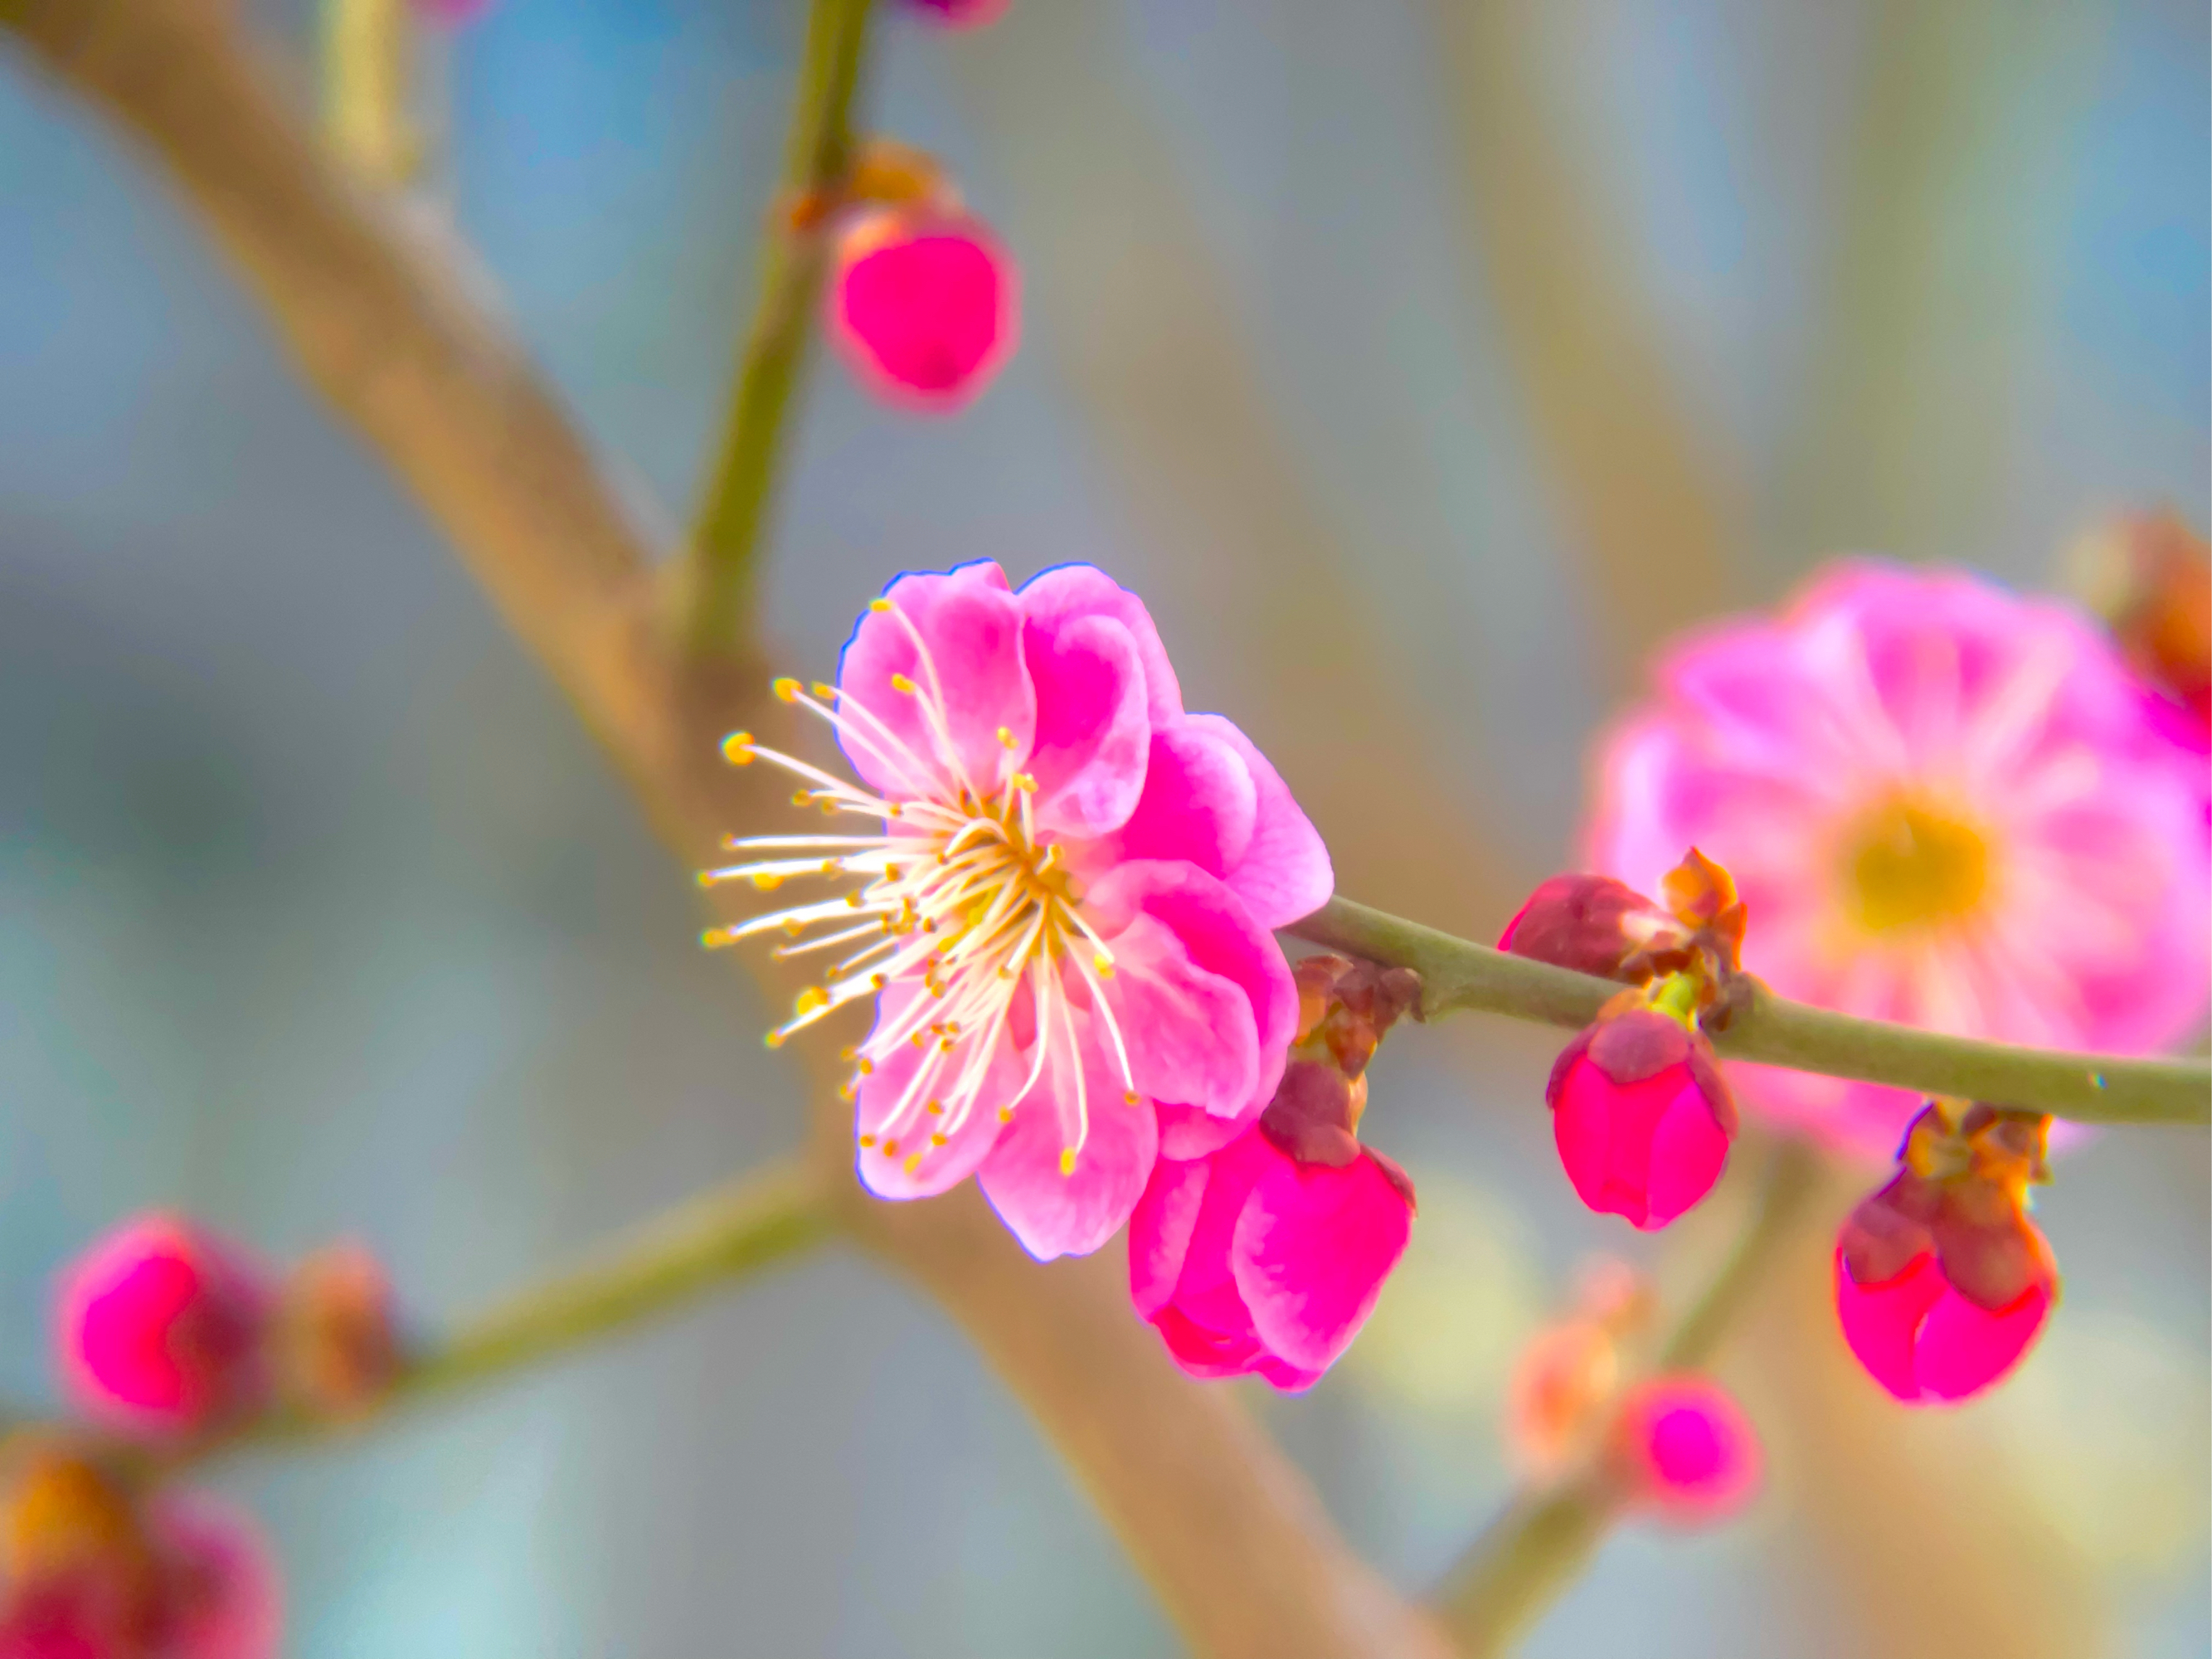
677 0 873 660
1428 0 1743 682
0 6 1451 1654
1292 898 2212 1126
1434 1141 1823 1656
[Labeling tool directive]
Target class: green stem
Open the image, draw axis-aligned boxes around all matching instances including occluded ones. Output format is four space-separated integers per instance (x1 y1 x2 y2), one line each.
679 0 875 659
1291 897 2210 1126
1433 1141 1822 1655
216 1160 834 1454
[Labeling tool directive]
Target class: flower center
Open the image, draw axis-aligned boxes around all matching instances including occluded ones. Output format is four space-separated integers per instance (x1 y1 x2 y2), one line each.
698 615 1140 1180
1841 796 1991 934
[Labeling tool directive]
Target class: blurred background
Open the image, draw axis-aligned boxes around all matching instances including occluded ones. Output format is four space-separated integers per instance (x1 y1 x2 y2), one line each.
0 0 2205 1653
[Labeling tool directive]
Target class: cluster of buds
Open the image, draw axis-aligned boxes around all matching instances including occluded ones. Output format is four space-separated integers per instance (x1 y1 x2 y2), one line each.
1502 850 1747 1230
794 139 1019 413
0 1437 278 1659
1835 1101 2058 1405
54 1214 400 1443
1504 1262 1760 1525
1130 956 1420 1389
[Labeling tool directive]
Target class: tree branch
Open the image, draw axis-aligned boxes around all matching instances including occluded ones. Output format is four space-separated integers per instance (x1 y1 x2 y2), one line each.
676 0 873 660
1291 898 2211 1126
1433 1141 1824 1656
0 5 1450 1653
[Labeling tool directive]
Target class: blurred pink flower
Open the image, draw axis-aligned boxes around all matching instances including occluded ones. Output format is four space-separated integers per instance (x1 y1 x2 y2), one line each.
711 562 1329 1261
141 1497 280 1659
829 209 1019 413
1588 562 2210 1158
897 0 1009 27
1547 1009 1736 1231
1130 1099 1414 1390
53 1217 272 1441
1610 1376 1762 1523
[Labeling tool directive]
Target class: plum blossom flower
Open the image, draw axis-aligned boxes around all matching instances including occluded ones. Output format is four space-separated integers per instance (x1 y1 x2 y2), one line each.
707 562 1330 1261
0 1446 280 1659
52 1219 272 1442
1546 1004 1738 1232
1589 562 2211 1158
829 207 1019 412
1608 1376 1762 1523
1835 1101 2057 1405
1130 956 1417 1388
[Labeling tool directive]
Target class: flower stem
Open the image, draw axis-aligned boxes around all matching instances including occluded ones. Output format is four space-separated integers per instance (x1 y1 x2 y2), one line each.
1433 1141 1822 1654
1291 897 2210 1126
678 0 876 660
218 1161 834 1453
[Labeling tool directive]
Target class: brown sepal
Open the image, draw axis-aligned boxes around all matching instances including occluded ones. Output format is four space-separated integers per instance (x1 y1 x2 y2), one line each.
1583 1008 1694 1088
1258 1063 1363 1168
1364 1146 1418 1213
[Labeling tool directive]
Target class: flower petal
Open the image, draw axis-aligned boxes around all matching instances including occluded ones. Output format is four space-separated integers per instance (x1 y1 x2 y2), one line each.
1129 1155 1209 1319
1231 1149 1413 1375
1017 562 1184 722
1113 722 1257 878
1022 611 1151 839
836 561 1035 798
978 1017 1159 1261
1180 713 1334 927
853 987 1012 1200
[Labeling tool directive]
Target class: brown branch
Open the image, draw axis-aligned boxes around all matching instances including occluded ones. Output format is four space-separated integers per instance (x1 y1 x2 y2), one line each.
0 4 1450 1655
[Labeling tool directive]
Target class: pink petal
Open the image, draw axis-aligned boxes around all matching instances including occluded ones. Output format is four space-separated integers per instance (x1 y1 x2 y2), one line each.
1015 563 1184 723
148 1492 284 1659
1834 1248 1946 1402
1021 611 1151 839
1179 714 1334 927
835 562 1035 799
1155 1098 1262 1160
1914 1280 2051 1403
852 987 1013 1201
1152 1306 1268 1379
1088 862 1299 1121
977 1019 1159 1261
1230 1148 1413 1375
1128 1155 1210 1319
829 218 1018 411
1641 1081 1734 1228
1154 1132 1276 1335
1111 722 1257 879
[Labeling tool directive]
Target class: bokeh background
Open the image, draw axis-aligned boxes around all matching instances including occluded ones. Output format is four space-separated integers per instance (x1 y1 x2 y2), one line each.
1 0 2205 1653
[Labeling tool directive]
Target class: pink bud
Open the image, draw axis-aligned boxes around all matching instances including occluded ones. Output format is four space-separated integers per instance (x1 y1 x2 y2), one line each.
1833 1246 2054 1405
898 0 1009 26
1611 1375 1761 1523
1498 873 1676 980
828 210 1019 412
1546 1012 1736 1230
53 1215 273 1440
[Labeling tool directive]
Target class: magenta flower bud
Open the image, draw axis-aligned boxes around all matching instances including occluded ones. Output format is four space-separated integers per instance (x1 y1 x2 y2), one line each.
1545 1010 1737 1230
1610 1375 1761 1523
828 209 1020 412
898 0 1009 27
1834 1248 2054 1405
1497 873 1679 980
53 1214 274 1440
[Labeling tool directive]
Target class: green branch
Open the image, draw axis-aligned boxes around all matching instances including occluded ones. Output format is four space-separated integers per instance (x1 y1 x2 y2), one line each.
1434 1141 1823 1655
1291 897 2210 1126
678 0 876 659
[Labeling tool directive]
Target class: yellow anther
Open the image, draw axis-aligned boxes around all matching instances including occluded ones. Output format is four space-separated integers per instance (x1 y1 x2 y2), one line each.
752 873 784 891
930 1132 947 1147
890 673 917 695
911 1032 927 1048
997 726 1018 750
773 677 801 703
722 732 756 764
1123 1091 1140 1106
794 986 830 1016
870 973 887 990
700 927 737 949
812 682 836 699
1012 773 1038 792
858 1133 877 1148
1093 954 1114 977
763 1030 786 1050
845 892 863 907
882 1139 898 1156
838 1082 856 1102
839 1046 858 1062
903 1153 923 1175
926 1101 944 1115
939 1039 955 1053
870 597 893 613
998 1105 1014 1121
792 791 813 807
1058 1148 1077 1177
857 1058 874 1074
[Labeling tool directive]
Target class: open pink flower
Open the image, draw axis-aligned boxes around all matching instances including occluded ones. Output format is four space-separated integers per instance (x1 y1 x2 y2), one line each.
1609 1376 1762 1523
1588 562 2210 1158
53 1217 272 1441
1547 1009 1737 1230
829 209 1019 413
709 562 1329 1261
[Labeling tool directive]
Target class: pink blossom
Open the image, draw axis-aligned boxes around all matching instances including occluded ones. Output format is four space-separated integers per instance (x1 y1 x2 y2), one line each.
1588 562 2211 1158
897 0 1009 27
1610 1376 1762 1522
828 210 1019 412
1546 1010 1736 1230
1834 1248 2053 1405
710 562 1329 1261
1129 1098 1414 1390
52 1217 272 1441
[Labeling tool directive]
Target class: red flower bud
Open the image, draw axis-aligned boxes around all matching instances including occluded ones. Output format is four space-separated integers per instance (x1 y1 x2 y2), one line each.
828 208 1019 412
1498 874 1679 980
1608 1375 1762 1524
1546 1010 1737 1230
